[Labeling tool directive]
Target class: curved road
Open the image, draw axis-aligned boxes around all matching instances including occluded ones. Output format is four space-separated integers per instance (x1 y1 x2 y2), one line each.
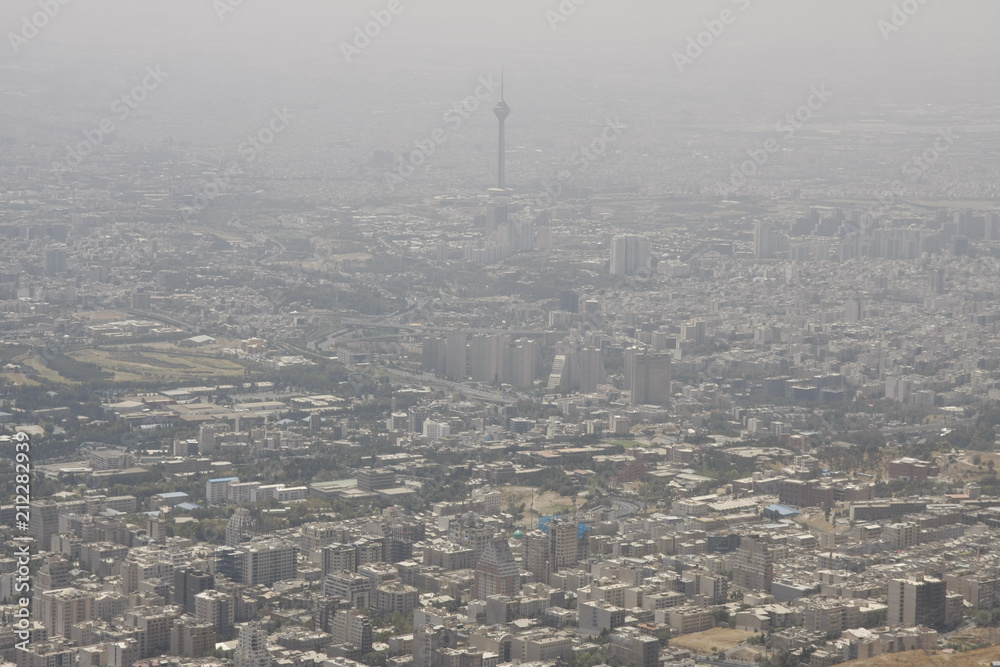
611 498 639 519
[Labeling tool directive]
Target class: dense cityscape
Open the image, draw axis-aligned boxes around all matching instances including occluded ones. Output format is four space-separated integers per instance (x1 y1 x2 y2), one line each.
3 3 1000 667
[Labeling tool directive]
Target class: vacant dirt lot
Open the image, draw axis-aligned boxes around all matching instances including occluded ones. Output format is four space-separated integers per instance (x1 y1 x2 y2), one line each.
498 486 576 527
670 628 755 653
843 647 998 667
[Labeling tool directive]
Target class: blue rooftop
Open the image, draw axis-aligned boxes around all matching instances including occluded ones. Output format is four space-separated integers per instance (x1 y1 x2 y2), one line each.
765 504 801 517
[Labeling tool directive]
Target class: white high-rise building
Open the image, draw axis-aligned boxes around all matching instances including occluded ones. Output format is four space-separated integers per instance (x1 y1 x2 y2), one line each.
195 589 234 635
206 477 239 505
609 235 651 277
234 622 269 667
885 376 913 404
241 538 297 586
422 419 451 441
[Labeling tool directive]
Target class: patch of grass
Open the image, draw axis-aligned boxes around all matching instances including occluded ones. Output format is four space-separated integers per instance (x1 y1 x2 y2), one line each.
67 348 250 384
46 354 112 383
0 372 40 386
22 355 78 385
0 345 30 363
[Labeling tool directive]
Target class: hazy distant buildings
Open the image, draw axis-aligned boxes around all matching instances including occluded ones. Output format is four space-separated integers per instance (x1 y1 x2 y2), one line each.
610 235 650 277
885 376 913 404
680 320 706 347
753 222 785 260
987 211 999 242
506 339 542 389
463 240 512 264
445 330 467 381
626 349 671 407
495 214 534 252
928 268 945 294
426 330 541 389
547 342 607 394
953 235 971 257
45 247 67 274
845 296 864 323
469 333 508 384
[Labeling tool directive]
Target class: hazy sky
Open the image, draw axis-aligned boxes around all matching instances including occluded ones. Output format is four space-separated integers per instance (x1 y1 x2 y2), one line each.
4 0 1000 63
4 0 999 182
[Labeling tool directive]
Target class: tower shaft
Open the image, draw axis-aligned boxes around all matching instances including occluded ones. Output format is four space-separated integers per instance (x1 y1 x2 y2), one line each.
493 71 510 191
497 121 506 189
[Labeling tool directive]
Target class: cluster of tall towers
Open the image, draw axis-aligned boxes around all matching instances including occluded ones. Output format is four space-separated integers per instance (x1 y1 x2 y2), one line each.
547 339 608 394
422 330 542 389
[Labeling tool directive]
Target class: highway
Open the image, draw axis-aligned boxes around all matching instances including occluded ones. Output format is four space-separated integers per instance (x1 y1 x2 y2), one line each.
387 368 521 405
611 498 640 519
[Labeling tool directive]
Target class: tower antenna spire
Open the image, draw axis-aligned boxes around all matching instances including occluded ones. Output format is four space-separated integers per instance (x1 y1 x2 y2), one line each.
493 68 511 190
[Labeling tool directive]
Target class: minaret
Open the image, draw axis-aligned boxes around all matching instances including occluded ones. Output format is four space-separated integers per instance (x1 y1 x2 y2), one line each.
493 70 511 190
